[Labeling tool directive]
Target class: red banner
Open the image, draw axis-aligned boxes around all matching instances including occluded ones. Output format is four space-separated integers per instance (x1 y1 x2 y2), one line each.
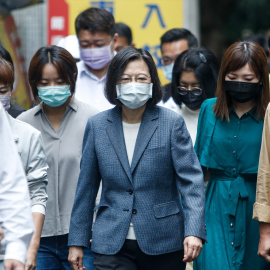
48 0 69 45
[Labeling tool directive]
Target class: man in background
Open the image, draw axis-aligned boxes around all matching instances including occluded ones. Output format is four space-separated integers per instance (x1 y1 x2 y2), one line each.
114 22 134 52
75 7 118 111
160 28 198 104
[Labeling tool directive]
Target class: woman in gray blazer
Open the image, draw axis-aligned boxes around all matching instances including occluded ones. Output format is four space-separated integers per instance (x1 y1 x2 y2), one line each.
68 47 206 270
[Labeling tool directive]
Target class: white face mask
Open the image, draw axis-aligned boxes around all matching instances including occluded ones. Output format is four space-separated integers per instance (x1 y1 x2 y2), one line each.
116 83 153 109
162 62 174 82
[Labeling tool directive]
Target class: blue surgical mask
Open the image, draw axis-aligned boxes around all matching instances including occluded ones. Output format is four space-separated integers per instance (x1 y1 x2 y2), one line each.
37 85 71 107
80 41 113 70
162 63 174 82
116 83 153 109
0 94 11 110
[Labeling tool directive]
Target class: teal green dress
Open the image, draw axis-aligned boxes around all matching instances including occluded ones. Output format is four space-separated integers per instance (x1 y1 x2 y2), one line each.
193 98 268 270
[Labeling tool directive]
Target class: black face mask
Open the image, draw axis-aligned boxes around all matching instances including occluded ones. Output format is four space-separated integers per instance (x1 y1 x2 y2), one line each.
180 91 204 110
224 80 261 103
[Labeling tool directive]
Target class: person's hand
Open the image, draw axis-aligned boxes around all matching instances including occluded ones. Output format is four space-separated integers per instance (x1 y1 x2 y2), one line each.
4 259 24 270
258 222 270 262
24 246 38 270
68 246 85 270
0 225 4 244
183 236 202 262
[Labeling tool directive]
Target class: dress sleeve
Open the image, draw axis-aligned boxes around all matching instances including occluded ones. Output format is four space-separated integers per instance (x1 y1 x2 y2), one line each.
253 104 270 222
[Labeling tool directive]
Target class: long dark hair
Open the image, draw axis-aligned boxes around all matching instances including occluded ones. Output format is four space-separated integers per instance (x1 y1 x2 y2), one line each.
171 47 219 107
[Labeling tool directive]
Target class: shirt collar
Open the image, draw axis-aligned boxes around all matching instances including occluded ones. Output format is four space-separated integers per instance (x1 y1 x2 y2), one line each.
33 96 78 115
78 61 107 82
231 107 259 123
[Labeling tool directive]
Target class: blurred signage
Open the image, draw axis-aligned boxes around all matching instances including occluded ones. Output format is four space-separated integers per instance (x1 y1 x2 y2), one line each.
48 0 183 83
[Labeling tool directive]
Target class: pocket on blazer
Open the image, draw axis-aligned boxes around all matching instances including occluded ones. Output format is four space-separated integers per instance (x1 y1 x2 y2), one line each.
153 201 180 219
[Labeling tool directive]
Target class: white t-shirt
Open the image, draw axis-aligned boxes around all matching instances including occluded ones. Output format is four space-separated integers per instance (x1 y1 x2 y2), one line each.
75 61 114 112
174 104 200 145
122 121 141 240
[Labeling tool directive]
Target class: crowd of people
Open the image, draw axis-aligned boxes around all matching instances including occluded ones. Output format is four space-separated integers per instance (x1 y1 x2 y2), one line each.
1 6 270 270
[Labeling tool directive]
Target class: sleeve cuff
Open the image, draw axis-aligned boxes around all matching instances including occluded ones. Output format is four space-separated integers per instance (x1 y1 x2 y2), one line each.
253 202 270 223
4 240 28 264
31 204 46 215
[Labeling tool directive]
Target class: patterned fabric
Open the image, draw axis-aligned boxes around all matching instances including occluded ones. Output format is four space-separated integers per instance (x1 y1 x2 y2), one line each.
68 105 206 255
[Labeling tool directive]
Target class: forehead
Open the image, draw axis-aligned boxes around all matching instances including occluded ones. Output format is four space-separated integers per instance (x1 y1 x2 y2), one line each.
123 58 150 75
77 30 111 41
227 63 256 75
179 71 198 82
161 39 189 56
41 63 60 78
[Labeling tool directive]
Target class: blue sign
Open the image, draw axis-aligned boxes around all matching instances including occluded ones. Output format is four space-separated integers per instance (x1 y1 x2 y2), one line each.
141 4 166 29
90 1 114 14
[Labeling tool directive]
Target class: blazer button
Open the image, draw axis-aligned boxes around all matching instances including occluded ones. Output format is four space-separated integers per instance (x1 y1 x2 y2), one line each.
132 209 137 214
127 189 133 195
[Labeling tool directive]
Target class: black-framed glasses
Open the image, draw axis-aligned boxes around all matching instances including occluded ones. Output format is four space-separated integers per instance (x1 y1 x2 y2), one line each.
118 74 151 84
177 86 203 96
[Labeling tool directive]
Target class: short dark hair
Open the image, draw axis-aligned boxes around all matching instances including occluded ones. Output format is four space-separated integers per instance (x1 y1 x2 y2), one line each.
0 45 14 69
105 47 163 106
160 28 198 50
28 46 77 102
75 8 115 37
0 58 14 88
214 41 269 121
171 47 219 107
115 22 133 45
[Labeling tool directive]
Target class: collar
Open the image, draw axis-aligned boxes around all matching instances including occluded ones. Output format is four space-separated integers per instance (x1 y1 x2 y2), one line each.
107 104 159 123
77 60 107 82
230 107 259 123
33 96 78 116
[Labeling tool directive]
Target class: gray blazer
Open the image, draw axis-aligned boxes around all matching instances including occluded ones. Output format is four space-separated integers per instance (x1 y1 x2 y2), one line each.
68 105 206 255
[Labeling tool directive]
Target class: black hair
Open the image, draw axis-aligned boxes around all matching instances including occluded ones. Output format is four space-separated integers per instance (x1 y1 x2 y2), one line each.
105 47 162 106
0 44 14 69
268 36 270 48
28 46 77 102
160 28 198 50
171 47 219 107
75 8 115 37
115 22 133 45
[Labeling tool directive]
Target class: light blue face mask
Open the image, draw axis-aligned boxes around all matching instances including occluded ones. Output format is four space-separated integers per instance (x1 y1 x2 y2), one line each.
37 85 71 107
116 83 153 109
162 63 174 82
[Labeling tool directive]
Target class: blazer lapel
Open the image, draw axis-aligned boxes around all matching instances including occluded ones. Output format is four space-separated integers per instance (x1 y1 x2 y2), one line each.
130 106 159 174
106 107 132 182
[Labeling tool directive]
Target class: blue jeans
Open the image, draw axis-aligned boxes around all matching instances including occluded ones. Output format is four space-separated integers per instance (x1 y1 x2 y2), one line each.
36 234 93 270
0 262 3 270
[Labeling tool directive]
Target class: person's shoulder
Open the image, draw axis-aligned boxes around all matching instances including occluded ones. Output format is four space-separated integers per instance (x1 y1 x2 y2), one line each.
14 118 40 134
199 98 217 115
156 105 184 123
17 105 41 122
74 98 99 116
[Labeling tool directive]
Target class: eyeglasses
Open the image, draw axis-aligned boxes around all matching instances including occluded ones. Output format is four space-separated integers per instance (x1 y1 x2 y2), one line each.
177 86 203 96
118 74 151 84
